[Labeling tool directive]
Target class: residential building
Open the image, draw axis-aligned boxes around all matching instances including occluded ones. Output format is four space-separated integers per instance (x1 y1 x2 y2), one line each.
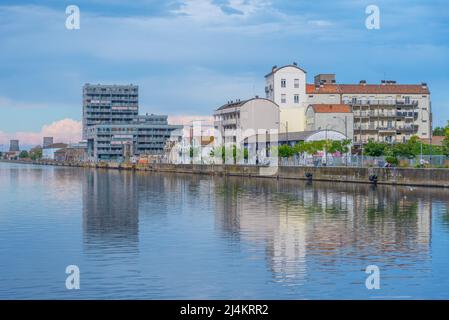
265 64 307 133
82 84 139 139
9 140 19 152
265 64 432 145
305 104 354 140
43 137 54 148
213 97 280 145
306 80 431 145
86 115 183 162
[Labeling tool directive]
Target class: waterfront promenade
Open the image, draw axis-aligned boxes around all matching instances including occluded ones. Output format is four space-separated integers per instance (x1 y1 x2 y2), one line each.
2 159 449 188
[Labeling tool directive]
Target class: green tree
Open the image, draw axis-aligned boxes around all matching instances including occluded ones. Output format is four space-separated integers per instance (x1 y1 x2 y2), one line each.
392 136 419 159
30 149 42 160
278 144 294 158
433 127 446 136
304 140 325 155
328 139 351 154
19 150 29 159
363 139 388 156
442 121 449 157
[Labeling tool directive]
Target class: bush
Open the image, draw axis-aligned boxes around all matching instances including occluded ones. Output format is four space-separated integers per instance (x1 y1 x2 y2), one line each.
385 156 398 166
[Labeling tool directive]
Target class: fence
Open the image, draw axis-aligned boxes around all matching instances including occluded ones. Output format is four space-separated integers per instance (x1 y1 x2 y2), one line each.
279 155 449 168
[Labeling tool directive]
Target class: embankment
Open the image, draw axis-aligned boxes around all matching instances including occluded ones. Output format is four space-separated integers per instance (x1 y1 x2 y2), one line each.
2 159 449 188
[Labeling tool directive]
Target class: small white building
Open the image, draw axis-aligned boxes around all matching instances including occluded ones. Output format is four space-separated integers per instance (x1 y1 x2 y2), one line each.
42 143 68 160
305 104 354 140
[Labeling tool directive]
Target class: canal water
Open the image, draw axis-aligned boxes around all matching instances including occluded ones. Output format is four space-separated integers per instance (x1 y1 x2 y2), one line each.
1 162 448 299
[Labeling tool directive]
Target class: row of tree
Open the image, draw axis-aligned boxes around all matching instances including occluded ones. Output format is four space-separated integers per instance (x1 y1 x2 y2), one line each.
275 139 352 158
362 122 449 165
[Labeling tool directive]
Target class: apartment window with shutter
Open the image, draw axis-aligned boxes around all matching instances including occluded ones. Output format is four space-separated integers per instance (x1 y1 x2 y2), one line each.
294 79 299 88
294 95 299 104
281 94 286 104
281 79 286 88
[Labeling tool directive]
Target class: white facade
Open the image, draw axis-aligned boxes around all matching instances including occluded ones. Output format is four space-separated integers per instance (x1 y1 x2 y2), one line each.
265 65 307 133
214 98 280 145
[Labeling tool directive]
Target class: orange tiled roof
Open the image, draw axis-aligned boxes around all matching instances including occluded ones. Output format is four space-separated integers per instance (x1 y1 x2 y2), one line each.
306 84 430 95
310 104 351 113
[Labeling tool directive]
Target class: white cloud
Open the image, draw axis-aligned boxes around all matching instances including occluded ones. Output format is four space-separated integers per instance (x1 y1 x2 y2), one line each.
0 119 81 147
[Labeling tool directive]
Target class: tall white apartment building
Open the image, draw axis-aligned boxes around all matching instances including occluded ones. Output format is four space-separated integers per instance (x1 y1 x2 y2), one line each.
265 64 307 133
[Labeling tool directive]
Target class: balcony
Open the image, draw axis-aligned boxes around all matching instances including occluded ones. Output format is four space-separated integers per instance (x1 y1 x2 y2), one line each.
377 126 396 133
397 125 418 132
216 118 237 127
354 123 376 130
350 99 419 106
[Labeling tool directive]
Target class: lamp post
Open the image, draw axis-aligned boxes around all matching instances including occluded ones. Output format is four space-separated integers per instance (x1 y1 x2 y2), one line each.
333 116 349 166
324 124 332 166
421 109 432 165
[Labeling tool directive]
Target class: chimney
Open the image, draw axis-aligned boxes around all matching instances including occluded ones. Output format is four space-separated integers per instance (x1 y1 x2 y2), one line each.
360 80 366 86
255 95 259 99
272 65 277 72
293 62 298 66
381 80 386 85
421 82 427 88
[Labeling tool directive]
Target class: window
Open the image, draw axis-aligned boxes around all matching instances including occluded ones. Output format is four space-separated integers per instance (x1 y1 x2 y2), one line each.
294 95 299 104
281 79 286 88
404 96 410 104
294 79 299 88
352 97 357 104
281 94 286 104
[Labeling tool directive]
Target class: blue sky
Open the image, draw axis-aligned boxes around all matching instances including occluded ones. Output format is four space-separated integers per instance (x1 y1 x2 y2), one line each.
0 0 448 144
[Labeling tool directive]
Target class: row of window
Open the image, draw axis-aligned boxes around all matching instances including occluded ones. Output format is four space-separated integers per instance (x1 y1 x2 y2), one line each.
280 94 301 104
280 78 301 89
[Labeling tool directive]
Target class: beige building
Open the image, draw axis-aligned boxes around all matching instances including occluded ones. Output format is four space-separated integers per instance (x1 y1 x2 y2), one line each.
306 78 431 144
265 65 432 145
305 104 354 140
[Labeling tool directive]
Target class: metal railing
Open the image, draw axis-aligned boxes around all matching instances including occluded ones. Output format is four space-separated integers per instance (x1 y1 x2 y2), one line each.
279 155 448 168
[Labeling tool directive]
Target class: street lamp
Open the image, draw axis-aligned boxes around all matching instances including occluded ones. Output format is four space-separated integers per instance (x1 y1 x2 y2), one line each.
324 124 333 166
333 116 349 166
421 109 432 165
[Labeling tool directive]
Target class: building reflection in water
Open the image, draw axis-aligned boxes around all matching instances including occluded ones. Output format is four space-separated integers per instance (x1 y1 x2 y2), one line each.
214 177 433 284
82 169 139 251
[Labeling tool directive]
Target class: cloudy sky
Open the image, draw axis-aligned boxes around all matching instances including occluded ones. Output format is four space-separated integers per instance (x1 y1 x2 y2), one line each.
0 0 448 147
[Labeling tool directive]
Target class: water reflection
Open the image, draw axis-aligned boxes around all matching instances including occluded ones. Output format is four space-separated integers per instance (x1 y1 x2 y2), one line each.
82 169 139 250
214 178 433 284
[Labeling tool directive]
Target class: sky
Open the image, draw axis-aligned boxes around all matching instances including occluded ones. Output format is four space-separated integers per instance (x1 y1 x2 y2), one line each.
0 0 448 148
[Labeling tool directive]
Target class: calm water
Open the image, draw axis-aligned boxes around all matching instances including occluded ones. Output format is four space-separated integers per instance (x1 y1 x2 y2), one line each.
1 162 449 299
